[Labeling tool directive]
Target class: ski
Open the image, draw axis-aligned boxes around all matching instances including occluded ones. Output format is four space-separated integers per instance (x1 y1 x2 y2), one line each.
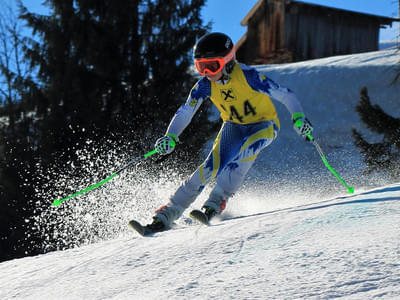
189 209 210 225
128 220 154 237
130 210 210 237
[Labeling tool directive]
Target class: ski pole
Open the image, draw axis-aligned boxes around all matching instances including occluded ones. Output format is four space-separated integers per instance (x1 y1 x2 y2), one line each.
51 149 158 207
307 133 354 194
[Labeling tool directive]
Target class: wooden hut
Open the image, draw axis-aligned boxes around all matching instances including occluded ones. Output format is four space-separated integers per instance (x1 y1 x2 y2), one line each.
236 0 399 64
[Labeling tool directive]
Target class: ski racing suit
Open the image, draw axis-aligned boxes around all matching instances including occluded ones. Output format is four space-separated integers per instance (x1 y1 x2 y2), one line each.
156 63 304 227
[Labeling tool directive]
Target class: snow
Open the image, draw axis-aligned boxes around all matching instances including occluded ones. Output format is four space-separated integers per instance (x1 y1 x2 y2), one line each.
1 183 400 299
1 49 400 299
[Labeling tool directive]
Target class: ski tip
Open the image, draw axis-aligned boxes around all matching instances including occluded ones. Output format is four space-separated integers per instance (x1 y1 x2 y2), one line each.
128 220 145 236
189 209 209 226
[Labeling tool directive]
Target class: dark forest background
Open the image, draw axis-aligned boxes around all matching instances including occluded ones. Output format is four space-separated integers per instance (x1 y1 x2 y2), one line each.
0 0 220 262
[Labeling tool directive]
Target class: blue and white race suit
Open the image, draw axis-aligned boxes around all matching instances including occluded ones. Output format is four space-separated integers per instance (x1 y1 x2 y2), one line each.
156 63 305 227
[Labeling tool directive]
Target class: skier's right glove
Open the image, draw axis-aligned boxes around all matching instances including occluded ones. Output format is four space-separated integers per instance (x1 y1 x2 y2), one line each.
154 133 178 155
292 112 314 141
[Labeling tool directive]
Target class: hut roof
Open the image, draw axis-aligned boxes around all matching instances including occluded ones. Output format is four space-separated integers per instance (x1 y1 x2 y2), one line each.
240 0 399 26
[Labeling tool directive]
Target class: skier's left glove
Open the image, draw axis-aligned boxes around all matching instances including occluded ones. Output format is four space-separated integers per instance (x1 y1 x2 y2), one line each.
292 112 314 141
154 133 179 155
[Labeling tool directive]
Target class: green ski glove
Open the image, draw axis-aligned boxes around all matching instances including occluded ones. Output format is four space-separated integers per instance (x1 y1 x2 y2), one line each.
292 112 314 141
155 133 179 155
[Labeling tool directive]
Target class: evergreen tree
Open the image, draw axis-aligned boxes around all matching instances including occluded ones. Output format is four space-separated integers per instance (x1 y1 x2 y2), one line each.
351 87 400 179
0 0 211 261
0 1 40 262
19 0 210 144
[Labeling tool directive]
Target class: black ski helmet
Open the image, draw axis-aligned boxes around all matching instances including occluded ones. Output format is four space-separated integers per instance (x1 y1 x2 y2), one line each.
194 32 236 74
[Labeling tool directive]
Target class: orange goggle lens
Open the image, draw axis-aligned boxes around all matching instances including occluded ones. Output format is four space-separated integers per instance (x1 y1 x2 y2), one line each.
194 58 224 75
194 48 235 76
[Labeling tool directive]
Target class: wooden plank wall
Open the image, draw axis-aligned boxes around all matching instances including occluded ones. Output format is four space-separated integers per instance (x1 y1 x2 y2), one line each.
285 3 380 61
237 0 383 64
244 0 290 64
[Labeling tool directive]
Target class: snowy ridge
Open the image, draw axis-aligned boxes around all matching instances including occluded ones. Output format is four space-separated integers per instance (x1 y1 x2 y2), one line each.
1 182 399 299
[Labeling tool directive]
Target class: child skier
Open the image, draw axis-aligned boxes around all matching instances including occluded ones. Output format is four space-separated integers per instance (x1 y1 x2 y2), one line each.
138 32 313 233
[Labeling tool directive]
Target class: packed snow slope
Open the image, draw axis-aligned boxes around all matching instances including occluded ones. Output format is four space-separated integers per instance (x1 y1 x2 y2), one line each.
250 48 400 197
1 49 399 299
1 183 399 299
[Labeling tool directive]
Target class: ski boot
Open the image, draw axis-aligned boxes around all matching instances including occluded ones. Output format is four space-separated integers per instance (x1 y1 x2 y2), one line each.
203 206 217 221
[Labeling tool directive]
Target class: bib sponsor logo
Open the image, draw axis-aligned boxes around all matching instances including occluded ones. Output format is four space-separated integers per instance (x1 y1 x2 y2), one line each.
220 88 236 102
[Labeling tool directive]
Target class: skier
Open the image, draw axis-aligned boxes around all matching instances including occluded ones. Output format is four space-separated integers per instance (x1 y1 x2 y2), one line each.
141 32 313 233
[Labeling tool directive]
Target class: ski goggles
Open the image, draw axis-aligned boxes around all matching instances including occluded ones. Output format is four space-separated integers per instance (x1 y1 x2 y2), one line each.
194 48 235 76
